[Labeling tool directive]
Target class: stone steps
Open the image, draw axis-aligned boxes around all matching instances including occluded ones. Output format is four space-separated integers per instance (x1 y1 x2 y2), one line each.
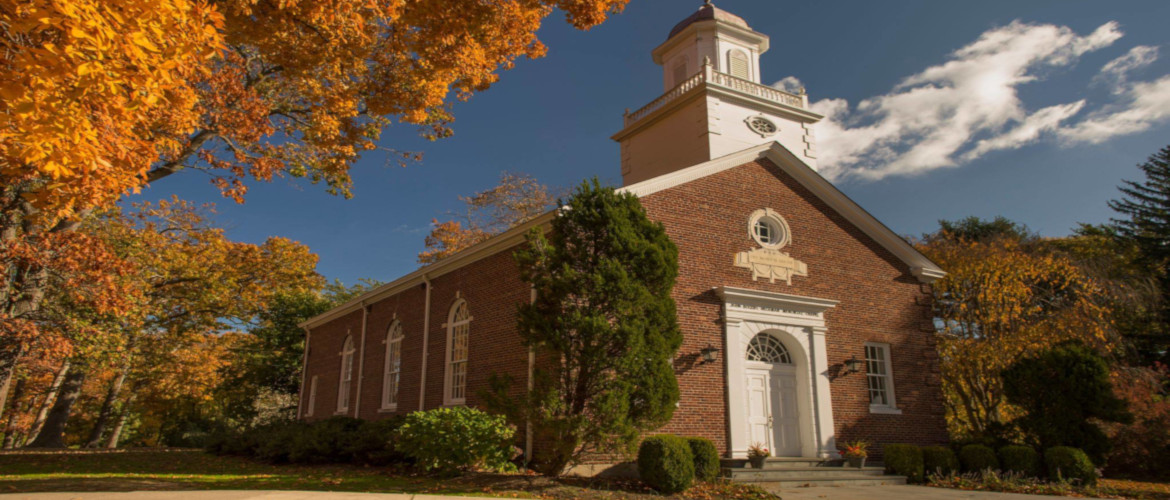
720 457 906 488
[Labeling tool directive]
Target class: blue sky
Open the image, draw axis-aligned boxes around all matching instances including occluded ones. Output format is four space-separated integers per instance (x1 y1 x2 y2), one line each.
132 0 1170 286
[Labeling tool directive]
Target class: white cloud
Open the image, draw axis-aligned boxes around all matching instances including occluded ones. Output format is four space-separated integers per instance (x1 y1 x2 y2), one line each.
1095 45 1159 91
808 21 1170 181
772 76 805 94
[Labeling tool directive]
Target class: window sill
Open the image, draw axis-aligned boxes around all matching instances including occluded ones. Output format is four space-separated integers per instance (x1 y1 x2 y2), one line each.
378 406 398 414
443 401 467 407
869 405 902 415
334 409 348 416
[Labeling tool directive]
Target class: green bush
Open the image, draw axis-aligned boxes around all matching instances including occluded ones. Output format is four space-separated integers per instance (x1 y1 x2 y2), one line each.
205 416 405 466
396 407 517 474
922 446 959 477
1045 447 1097 485
686 437 721 482
882 444 924 483
1003 342 1132 464
959 444 999 473
637 435 695 493
999 445 1042 478
349 416 408 465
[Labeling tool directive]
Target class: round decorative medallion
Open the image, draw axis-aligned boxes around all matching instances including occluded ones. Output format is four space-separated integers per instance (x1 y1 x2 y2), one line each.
748 208 790 249
746 116 778 137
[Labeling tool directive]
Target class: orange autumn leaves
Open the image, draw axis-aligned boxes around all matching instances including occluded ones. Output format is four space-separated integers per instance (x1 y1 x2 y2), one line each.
1 0 223 219
1 0 628 223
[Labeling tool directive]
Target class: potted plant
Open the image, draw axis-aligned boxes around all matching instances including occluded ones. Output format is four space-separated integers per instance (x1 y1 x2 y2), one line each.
841 439 870 468
747 442 770 469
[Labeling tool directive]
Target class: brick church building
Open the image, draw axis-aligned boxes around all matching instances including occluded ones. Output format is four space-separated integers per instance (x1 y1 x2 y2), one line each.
298 2 949 465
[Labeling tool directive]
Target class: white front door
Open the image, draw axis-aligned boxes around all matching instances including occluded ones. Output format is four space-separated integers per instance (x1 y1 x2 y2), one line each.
745 369 772 450
745 365 801 456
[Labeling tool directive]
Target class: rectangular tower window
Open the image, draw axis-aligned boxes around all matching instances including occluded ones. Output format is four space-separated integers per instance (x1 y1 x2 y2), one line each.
865 342 900 414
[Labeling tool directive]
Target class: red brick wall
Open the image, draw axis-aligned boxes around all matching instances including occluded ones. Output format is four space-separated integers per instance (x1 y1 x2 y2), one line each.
302 157 947 459
637 158 947 455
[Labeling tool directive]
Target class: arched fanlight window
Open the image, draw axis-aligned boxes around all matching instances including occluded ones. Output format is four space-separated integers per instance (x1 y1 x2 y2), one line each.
337 335 355 411
445 300 471 405
746 333 792 364
382 321 404 409
728 49 750 79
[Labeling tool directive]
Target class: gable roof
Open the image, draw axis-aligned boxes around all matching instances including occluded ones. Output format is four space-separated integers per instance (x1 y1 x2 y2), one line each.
300 141 944 329
621 142 946 283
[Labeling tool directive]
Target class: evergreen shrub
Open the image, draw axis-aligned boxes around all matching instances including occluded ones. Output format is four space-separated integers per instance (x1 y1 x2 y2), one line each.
686 437 721 482
637 435 695 493
959 444 1000 473
999 445 1042 478
883 444 924 483
922 446 959 477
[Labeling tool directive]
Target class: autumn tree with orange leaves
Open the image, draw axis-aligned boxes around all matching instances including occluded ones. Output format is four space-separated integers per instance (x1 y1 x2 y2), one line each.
917 217 1117 442
419 172 558 264
0 0 628 413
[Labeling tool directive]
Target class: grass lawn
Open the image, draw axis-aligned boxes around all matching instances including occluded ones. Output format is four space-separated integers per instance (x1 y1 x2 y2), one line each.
0 449 777 499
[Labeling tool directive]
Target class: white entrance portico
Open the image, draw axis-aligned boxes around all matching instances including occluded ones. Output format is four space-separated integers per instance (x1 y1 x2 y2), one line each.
716 286 839 459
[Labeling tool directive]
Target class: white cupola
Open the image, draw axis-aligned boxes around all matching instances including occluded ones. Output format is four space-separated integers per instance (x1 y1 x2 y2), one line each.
612 1 823 185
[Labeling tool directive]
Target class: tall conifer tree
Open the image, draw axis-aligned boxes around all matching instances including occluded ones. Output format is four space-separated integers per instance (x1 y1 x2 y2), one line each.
495 179 681 475
1108 145 1170 364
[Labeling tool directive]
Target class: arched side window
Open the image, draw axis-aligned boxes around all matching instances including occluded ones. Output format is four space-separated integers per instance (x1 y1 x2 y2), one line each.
337 335 355 412
382 321 404 409
672 57 689 87
445 300 471 405
728 49 750 79
746 333 792 364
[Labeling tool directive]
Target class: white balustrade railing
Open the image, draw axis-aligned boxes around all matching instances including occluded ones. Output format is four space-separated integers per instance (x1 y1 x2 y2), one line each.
624 65 806 126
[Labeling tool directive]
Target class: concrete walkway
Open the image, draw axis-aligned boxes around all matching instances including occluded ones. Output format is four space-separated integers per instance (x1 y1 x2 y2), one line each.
0 486 1074 500
773 484 1075 500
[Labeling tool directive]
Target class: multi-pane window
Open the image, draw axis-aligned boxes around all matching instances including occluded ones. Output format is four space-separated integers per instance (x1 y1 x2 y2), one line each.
382 321 403 409
753 220 774 245
337 336 355 412
305 375 318 417
865 343 897 410
446 300 471 405
746 333 792 364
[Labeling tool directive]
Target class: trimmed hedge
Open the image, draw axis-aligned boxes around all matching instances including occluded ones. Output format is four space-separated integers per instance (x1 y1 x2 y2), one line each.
638 435 695 493
959 444 999 473
1046 447 1097 485
687 437 721 482
395 407 516 474
883 444 924 483
205 416 405 466
922 446 959 477
999 445 1042 478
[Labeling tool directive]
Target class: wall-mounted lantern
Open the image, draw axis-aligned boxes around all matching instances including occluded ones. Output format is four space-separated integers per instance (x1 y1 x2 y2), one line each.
843 356 864 374
700 344 720 364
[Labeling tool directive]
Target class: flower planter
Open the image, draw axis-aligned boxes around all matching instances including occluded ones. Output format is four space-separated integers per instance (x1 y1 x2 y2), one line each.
846 456 866 468
749 456 767 469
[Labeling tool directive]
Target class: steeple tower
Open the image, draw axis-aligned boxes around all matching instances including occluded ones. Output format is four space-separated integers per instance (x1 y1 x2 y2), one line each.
612 2 823 185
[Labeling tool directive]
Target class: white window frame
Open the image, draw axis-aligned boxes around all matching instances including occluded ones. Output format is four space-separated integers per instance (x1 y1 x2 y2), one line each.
727 49 750 79
864 342 901 414
443 299 471 406
305 375 318 417
337 335 355 413
381 321 404 411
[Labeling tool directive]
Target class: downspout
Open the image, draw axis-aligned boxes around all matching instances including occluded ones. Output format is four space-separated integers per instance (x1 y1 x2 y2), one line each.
354 302 370 418
525 287 536 463
418 275 432 410
297 326 311 419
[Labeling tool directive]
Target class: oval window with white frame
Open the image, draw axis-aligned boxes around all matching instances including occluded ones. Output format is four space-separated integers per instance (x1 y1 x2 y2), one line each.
745 115 778 137
748 208 791 249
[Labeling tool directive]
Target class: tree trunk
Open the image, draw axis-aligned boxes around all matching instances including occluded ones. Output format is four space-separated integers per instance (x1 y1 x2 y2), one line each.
106 393 135 449
84 367 127 448
0 346 26 421
1 377 26 449
26 359 70 442
26 368 85 448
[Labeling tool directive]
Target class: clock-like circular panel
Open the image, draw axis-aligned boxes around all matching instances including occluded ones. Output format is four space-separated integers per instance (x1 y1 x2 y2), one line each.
746 116 778 137
748 208 791 249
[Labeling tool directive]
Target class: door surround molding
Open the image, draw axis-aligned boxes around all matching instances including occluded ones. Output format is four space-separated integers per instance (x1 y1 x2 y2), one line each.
715 286 839 459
